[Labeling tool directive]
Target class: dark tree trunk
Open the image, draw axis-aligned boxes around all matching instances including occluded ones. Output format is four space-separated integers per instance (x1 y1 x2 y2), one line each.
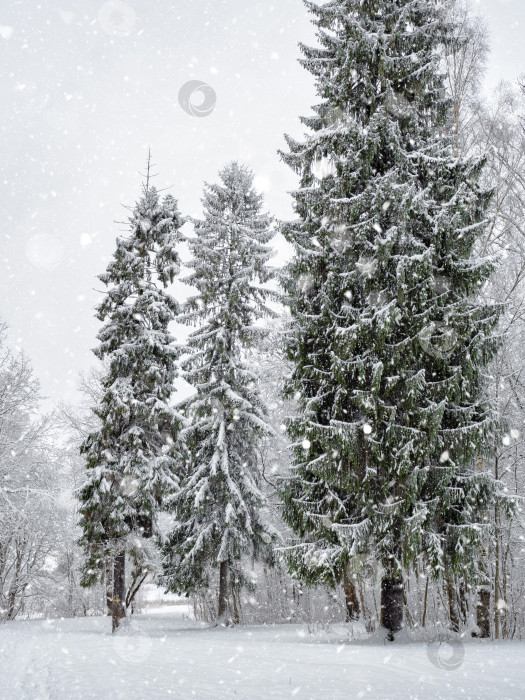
231 578 240 626
421 576 429 627
458 579 467 625
445 573 460 633
7 589 18 621
381 575 403 639
218 560 229 622
112 550 126 633
475 586 491 639
343 566 360 622
105 558 114 616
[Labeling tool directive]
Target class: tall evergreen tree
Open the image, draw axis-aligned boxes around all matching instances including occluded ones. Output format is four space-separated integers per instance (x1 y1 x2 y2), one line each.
279 0 503 638
162 163 278 623
78 167 184 632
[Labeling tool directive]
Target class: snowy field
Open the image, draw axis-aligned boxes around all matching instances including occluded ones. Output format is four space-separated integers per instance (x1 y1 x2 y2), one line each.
0 607 523 699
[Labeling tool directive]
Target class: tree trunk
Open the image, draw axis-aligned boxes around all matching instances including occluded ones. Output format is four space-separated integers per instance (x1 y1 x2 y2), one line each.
381 575 403 639
7 588 18 621
421 576 429 628
445 573 460 633
458 578 467 625
343 565 360 622
218 560 229 622
494 502 501 639
231 577 240 626
476 586 491 639
7 545 24 620
105 558 114 616
358 579 372 632
112 550 126 633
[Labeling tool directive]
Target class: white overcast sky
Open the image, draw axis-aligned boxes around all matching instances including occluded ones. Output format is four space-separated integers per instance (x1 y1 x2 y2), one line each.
1 0 524 406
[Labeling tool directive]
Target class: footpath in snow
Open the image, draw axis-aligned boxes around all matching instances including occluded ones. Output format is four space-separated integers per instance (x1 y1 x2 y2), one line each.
0 607 522 699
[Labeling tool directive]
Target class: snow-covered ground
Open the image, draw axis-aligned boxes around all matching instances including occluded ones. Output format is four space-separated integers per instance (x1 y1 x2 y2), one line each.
0 607 523 699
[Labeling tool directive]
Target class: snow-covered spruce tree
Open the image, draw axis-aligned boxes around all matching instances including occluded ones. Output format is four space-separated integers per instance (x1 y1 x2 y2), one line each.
162 163 278 624
78 174 184 633
279 0 503 638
